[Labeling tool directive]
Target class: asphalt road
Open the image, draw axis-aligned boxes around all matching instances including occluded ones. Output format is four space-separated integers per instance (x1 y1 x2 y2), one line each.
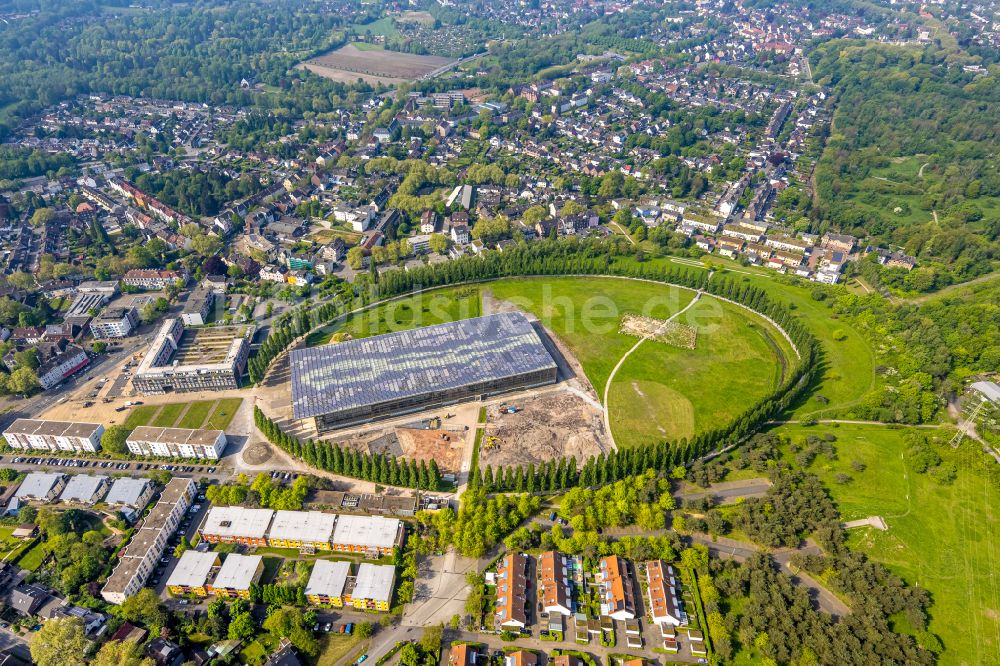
676 478 772 505
0 335 151 430
688 534 851 618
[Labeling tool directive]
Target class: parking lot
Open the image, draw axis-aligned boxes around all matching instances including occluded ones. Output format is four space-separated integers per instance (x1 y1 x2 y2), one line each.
0 455 229 490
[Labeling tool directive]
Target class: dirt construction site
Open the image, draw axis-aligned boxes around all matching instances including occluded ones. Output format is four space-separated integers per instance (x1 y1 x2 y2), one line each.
328 423 467 475
479 390 610 467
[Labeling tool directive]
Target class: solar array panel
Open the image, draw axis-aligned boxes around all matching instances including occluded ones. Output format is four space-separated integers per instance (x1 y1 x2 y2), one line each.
289 312 557 420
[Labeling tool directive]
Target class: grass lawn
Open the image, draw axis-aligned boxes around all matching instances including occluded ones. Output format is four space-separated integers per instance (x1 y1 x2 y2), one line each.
687 258 877 420
350 16 400 38
607 254 877 421
151 403 187 427
15 539 47 571
206 398 243 431
240 635 278 665
316 633 364 666
124 405 160 429
260 556 284 584
609 297 791 446
0 527 20 560
486 276 696 392
176 400 215 429
773 423 1000 665
308 285 483 347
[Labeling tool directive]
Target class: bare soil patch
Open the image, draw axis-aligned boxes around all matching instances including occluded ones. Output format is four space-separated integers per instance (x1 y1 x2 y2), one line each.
481 390 609 468
301 43 454 82
328 424 465 474
395 427 464 472
242 441 274 466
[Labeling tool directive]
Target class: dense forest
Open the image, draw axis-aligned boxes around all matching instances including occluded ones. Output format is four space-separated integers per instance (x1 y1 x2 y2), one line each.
0 147 76 182
0 0 383 137
130 168 261 218
809 40 999 289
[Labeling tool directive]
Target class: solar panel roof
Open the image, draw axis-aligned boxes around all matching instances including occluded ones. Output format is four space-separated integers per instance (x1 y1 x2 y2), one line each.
289 312 557 420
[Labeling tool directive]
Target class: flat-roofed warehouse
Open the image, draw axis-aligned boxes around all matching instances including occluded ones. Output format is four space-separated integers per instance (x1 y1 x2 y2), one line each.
290 312 558 432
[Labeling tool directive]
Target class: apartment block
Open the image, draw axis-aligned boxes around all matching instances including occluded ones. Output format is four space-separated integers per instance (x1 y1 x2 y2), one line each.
495 552 529 630
126 426 227 459
304 559 351 607
166 551 221 597
101 478 196 604
645 560 683 627
539 550 572 616
207 554 263 598
90 306 138 339
3 419 103 453
597 555 636 620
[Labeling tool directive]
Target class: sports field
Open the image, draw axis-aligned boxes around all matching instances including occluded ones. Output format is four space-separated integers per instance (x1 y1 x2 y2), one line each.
775 423 1000 665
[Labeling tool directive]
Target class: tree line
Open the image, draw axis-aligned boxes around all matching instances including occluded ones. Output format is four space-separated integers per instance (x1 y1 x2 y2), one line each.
254 406 442 491
247 239 821 492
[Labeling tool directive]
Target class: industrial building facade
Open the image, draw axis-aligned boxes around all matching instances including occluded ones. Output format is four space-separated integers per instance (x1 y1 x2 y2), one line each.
3 419 104 453
132 318 251 394
126 426 228 459
290 312 558 433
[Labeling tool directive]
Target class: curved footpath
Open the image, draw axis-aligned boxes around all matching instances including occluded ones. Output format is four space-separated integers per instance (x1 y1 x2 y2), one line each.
602 291 704 449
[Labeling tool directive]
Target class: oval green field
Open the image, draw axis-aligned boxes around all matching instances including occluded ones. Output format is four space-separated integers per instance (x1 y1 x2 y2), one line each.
607 295 793 447
305 276 791 449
